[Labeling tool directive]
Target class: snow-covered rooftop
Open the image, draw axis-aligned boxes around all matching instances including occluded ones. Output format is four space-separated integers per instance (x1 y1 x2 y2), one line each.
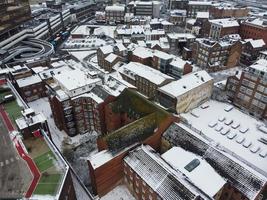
244 18 267 28
39 64 73 80
209 18 239 28
162 122 267 199
181 100 267 177
249 59 267 73
167 33 196 40
99 45 114 55
118 62 174 85
196 12 209 18
105 5 125 12
247 39 266 48
16 75 42 88
158 71 213 98
188 1 212 6
104 53 118 63
53 69 101 92
71 25 91 36
169 57 188 69
162 147 226 197
16 112 47 130
88 150 113 170
124 145 205 199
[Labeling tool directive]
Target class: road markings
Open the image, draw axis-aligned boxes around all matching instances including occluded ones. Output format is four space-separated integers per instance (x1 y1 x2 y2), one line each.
5 160 9 165
0 162 3 167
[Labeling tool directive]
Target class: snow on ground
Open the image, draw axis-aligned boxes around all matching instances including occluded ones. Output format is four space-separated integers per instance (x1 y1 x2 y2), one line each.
100 185 135 200
69 50 96 61
28 98 96 150
28 98 99 193
94 26 116 38
181 100 267 176
209 66 242 82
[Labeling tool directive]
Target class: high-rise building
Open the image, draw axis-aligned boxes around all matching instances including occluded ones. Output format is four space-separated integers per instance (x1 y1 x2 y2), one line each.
0 0 31 41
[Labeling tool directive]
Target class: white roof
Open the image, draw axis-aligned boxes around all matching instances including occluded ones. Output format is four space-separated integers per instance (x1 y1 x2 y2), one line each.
248 39 265 48
105 53 118 63
105 5 125 12
210 18 239 28
118 62 173 85
88 150 113 169
196 12 209 18
132 46 153 59
244 18 267 28
53 69 101 91
99 45 114 55
162 147 226 197
158 71 213 98
16 75 42 88
167 33 196 40
31 66 48 74
169 57 187 69
16 112 47 129
188 1 212 5
71 25 91 36
181 100 267 176
187 18 196 25
249 59 267 73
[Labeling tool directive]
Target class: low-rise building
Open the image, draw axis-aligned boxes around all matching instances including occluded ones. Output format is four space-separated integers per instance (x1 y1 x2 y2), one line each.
210 3 249 19
157 70 213 113
16 75 45 102
105 5 126 23
123 145 226 200
209 18 240 40
226 59 267 120
118 62 174 99
259 50 267 60
162 122 267 200
103 53 123 72
240 17 267 44
129 1 161 18
169 10 187 26
192 38 242 71
187 1 212 18
240 39 266 66
167 33 196 53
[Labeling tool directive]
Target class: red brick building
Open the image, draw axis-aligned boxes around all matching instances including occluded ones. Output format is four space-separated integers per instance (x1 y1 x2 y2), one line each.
226 59 267 120
87 89 177 196
16 75 46 102
209 18 240 40
240 17 267 44
210 4 249 19
192 38 242 71
240 39 266 66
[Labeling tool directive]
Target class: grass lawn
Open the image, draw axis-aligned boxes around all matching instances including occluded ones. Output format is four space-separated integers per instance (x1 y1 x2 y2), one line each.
34 151 55 172
34 174 61 195
3 100 22 124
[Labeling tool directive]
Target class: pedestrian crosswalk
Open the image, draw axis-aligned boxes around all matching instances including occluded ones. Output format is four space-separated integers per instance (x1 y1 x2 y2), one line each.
0 156 19 167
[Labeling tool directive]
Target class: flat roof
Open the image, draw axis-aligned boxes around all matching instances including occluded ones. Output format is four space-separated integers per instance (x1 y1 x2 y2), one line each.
181 100 267 176
158 70 213 98
162 147 226 197
105 5 125 12
209 18 239 27
188 1 212 5
118 62 174 85
53 69 101 91
16 75 42 88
